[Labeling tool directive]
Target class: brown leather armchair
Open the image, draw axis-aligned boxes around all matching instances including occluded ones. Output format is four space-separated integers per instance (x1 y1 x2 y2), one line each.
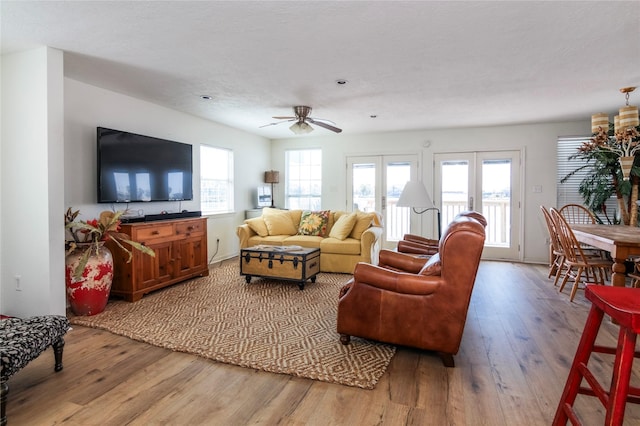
337 214 486 367
396 237 439 255
397 210 487 255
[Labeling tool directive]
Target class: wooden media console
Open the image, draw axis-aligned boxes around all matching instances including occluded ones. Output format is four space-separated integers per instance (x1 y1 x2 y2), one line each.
107 217 209 302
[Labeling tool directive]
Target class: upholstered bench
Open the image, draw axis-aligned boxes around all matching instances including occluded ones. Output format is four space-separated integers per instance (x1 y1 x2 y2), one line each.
1 315 70 426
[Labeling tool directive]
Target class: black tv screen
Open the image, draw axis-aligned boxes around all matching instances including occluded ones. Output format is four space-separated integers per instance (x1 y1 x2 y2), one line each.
97 127 193 203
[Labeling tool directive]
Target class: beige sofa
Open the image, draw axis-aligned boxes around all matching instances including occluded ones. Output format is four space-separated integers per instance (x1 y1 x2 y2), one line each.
236 208 383 274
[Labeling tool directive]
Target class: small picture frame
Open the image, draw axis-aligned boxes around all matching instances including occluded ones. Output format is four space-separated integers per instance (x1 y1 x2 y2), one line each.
257 185 272 207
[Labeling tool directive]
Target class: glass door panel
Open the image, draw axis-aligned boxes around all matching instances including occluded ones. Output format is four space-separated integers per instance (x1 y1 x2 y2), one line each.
481 158 512 248
351 162 376 212
435 151 520 260
347 155 417 249
440 160 471 229
385 161 412 242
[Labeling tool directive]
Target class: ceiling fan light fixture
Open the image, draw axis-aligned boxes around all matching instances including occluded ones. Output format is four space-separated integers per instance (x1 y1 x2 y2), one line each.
290 121 314 135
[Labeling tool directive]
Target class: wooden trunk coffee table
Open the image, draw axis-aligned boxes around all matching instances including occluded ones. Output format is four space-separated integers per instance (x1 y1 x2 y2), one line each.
240 246 320 290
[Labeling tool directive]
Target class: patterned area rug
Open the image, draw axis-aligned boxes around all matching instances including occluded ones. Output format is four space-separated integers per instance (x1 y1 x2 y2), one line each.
68 262 395 389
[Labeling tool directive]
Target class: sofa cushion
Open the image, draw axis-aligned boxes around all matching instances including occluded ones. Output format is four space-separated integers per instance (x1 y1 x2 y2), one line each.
349 211 377 239
244 217 269 237
297 210 330 236
329 212 357 240
321 237 362 255
262 207 287 216
327 211 345 235
419 253 442 276
247 235 289 247
263 211 297 235
283 235 323 247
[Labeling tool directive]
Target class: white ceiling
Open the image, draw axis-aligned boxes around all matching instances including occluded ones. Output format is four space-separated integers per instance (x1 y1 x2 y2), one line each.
2 1 639 139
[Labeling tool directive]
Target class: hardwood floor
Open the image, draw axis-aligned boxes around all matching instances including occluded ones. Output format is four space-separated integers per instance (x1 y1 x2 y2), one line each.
7 261 640 425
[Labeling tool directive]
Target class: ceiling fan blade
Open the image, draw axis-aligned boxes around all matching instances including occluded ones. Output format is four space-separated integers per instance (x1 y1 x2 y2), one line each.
309 117 338 126
260 118 296 128
272 116 296 120
308 118 342 133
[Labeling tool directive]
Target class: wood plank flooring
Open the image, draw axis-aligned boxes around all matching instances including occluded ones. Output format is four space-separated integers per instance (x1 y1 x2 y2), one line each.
6 260 640 425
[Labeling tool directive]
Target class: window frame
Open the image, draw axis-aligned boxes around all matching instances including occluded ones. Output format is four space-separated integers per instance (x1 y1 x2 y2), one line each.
285 149 322 210
557 136 617 221
200 144 234 214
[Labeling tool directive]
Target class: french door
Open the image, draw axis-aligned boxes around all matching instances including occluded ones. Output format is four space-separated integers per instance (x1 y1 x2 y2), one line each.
347 155 418 249
434 151 521 260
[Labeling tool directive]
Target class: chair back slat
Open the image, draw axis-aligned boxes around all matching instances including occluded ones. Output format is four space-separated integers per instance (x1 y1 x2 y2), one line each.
559 204 597 224
540 206 562 253
550 208 590 263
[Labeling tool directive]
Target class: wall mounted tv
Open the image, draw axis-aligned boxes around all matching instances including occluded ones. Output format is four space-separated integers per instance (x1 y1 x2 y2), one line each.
97 127 193 203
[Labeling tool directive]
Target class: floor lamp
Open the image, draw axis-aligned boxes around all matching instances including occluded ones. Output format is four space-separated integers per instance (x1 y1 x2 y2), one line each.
264 170 279 208
397 180 441 238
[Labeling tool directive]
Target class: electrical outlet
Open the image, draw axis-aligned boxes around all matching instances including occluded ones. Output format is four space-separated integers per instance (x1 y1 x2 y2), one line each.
15 274 22 291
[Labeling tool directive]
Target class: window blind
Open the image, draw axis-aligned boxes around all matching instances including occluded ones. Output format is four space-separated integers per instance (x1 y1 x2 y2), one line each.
557 137 617 218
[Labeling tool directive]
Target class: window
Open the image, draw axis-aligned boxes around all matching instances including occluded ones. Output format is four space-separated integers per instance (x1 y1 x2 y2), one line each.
557 137 616 218
200 145 234 213
557 137 590 207
286 149 321 210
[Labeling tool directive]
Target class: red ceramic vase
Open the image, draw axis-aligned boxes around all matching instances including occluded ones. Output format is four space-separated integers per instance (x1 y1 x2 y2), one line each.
65 242 114 316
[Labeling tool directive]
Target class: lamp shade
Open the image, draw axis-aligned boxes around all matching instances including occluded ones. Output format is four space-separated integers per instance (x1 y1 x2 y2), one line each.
264 170 279 184
619 105 640 130
591 113 609 134
289 121 314 135
397 180 434 208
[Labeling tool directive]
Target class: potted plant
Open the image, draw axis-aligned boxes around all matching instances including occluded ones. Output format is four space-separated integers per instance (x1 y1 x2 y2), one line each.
563 124 640 226
64 208 155 316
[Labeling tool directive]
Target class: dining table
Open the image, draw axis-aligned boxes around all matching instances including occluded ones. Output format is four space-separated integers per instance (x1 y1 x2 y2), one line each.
571 223 640 288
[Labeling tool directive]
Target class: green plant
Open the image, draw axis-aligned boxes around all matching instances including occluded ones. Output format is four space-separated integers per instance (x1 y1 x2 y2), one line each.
562 124 640 226
65 207 155 280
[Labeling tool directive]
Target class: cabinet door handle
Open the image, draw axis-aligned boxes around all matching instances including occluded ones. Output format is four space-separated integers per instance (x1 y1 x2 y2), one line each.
151 230 160 235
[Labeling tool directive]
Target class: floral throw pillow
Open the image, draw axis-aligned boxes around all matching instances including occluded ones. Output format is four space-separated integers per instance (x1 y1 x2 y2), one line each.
298 210 330 236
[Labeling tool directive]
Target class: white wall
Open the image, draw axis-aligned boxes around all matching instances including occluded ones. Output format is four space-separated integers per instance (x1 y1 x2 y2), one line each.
271 121 590 264
64 78 272 263
1 47 65 317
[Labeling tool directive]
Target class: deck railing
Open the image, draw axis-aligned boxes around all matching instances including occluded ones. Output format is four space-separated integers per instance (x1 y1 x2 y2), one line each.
386 198 510 246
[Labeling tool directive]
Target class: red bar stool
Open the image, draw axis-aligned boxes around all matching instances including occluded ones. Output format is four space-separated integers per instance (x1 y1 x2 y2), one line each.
553 284 640 425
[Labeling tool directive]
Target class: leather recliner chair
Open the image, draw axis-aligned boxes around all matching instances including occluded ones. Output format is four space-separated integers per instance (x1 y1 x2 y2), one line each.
396 210 487 256
337 213 486 367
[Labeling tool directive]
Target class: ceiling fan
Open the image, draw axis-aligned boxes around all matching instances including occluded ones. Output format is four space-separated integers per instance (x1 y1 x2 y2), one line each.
261 106 342 134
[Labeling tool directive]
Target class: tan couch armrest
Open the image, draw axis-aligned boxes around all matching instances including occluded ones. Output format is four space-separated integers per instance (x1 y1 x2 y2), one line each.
236 224 256 248
360 226 383 264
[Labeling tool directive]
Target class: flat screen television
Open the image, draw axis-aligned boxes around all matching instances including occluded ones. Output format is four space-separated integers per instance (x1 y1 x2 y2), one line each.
97 127 193 203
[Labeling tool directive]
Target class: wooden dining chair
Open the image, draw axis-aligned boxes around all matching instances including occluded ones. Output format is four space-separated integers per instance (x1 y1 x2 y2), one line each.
628 260 640 288
540 206 566 285
558 203 610 260
558 203 597 224
549 208 612 302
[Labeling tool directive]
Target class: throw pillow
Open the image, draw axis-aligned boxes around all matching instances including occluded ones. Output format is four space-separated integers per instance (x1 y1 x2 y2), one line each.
419 253 442 276
262 207 288 216
329 212 357 240
263 211 297 235
349 210 376 239
244 217 269 237
298 210 330 236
